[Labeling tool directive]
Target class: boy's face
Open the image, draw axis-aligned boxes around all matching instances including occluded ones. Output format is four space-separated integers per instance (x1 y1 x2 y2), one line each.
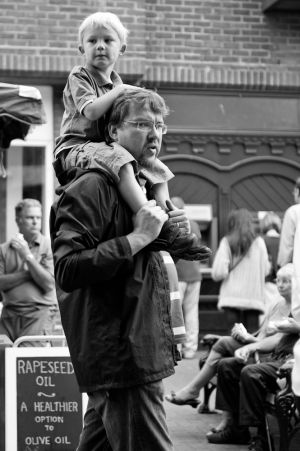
276 274 292 298
80 24 125 75
109 103 164 169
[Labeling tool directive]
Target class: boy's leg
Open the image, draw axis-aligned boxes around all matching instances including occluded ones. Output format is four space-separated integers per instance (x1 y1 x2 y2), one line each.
118 163 148 213
85 381 174 451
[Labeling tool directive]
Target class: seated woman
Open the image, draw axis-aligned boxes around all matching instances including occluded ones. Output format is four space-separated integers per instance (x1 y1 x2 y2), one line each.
165 264 293 422
207 317 300 448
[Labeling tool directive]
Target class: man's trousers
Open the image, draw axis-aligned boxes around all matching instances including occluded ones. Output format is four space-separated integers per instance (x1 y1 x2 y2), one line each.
77 380 174 451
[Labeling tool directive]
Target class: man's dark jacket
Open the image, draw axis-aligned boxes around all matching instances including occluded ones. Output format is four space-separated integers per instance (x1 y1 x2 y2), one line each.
50 167 176 393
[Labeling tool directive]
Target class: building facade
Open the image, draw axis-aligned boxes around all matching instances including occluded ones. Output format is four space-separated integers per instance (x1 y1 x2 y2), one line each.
1 0 300 331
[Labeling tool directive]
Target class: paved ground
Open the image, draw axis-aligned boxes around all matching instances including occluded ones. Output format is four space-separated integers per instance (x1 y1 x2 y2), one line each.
164 352 249 451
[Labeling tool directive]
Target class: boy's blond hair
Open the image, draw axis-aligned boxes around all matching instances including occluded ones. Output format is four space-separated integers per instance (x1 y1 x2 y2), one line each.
78 12 129 47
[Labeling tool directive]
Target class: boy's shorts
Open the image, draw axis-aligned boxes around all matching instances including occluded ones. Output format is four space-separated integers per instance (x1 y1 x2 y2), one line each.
64 141 174 186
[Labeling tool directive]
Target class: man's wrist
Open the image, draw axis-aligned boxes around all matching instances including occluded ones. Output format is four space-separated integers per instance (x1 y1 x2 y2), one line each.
126 231 153 256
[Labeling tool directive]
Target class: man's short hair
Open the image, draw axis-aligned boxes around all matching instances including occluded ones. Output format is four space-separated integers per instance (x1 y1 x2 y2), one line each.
78 12 129 47
106 88 169 143
15 199 42 218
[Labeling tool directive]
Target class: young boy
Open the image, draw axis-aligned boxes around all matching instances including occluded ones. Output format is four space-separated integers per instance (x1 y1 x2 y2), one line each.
54 12 211 261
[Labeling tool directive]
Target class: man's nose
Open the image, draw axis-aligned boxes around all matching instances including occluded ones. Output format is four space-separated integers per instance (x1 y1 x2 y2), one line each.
148 124 160 138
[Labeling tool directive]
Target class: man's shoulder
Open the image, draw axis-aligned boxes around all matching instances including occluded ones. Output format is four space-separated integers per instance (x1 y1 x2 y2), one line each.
64 168 116 195
37 233 51 246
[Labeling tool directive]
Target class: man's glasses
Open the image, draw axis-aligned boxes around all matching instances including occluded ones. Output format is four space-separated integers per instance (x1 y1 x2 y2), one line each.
122 120 167 135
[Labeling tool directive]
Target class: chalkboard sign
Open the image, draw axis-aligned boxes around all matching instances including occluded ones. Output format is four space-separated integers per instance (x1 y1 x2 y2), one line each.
5 347 86 451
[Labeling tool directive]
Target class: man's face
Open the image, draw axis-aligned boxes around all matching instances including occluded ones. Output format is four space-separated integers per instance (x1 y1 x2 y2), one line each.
16 206 42 239
109 103 164 169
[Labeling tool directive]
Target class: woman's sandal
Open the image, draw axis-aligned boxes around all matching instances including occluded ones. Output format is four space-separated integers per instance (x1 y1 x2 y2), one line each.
165 391 200 408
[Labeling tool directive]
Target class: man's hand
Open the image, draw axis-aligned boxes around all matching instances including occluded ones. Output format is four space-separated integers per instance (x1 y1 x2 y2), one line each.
166 199 191 234
133 200 168 241
127 200 168 255
10 234 31 260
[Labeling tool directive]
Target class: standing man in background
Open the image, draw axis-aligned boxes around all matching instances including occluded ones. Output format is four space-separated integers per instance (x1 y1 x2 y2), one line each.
0 199 57 345
171 197 202 359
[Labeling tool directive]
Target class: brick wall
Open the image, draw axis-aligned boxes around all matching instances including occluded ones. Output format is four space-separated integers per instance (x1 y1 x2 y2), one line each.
1 0 300 89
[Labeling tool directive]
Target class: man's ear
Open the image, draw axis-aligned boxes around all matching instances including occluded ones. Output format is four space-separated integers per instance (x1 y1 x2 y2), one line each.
120 44 126 55
15 216 22 227
79 45 84 54
108 124 119 142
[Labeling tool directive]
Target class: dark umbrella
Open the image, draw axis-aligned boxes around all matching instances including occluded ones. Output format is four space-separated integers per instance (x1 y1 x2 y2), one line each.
0 82 46 177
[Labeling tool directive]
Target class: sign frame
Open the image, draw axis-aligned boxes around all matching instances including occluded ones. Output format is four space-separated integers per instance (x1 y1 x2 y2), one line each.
5 346 87 451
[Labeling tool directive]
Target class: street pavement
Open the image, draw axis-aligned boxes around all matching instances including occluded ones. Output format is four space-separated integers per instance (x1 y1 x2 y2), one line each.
164 352 249 451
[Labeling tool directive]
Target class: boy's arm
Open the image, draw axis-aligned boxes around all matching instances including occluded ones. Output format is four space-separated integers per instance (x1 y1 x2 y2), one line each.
83 84 136 121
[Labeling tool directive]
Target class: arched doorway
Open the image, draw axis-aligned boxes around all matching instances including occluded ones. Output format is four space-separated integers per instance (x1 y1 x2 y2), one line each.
163 154 300 239
162 154 300 335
